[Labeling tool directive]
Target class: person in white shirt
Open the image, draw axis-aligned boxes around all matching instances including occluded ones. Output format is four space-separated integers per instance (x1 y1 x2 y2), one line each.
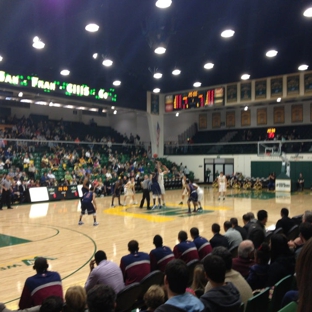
179 175 188 205
193 182 204 211
157 162 169 207
47 170 56 185
218 172 227 201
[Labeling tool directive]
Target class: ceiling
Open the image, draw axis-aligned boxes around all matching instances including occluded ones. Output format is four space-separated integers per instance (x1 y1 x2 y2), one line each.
0 0 312 111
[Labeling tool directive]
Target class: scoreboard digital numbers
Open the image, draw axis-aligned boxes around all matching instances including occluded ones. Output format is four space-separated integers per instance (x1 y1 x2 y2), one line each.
165 87 224 112
267 128 276 140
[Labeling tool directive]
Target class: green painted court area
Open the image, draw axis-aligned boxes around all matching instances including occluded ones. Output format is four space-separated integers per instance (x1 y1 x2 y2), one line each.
0 234 32 248
145 207 214 217
227 191 278 200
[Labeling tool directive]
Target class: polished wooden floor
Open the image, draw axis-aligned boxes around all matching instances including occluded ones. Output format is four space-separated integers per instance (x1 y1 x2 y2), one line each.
0 186 309 308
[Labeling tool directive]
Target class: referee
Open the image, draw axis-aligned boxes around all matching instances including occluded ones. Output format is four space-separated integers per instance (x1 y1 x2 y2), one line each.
1 174 13 210
139 174 151 210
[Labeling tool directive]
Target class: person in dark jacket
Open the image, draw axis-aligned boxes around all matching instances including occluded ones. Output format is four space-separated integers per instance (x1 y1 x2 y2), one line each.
275 208 295 234
247 210 267 249
230 218 247 240
200 255 241 312
210 223 229 249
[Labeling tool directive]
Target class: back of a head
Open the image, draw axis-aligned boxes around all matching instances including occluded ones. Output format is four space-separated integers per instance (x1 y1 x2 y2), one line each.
299 223 312 242
94 250 107 264
191 264 207 291
203 255 226 284
303 211 312 223
34 257 49 273
255 243 271 265
178 230 188 242
128 240 139 253
238 240 254 259
270 234 291 262
65 286 86 312
247 212 255 219
153 235 163 248
190 227 199 238
40 296 63 312
281 208 289 217
230 218 238 227
224 221 232 231
165 259 189 294
211 246 232 271
143 285 165 310
243 214 251 223
257 210 268 222
211 223 220 234
87 285 116 312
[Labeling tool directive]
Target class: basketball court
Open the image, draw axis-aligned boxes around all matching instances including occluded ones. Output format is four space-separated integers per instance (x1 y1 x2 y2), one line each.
1 186 310 309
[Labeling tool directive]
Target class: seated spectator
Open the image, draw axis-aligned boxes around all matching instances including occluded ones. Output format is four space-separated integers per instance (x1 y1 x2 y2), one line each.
47 170 56 185
40 173 50 186
120 240 150 285
19 257 63 309
297 173 304 191
64 286 86 312
247 210 268 249
204 247 253 307
28 163 37 179
210 223 229 249
223 221 243 249
64 171 72 185
230 217 247 240
200 255 241 312
173 230 199 264
40 297 63 312
247 242 271 290
190 264 207 298
275 208 295 234
232 240 255 279
149 235 174 272
142 285 165 312
295 222 312 259
155 259 204 312
267 234 295 287
41 155 49 168
190 227 212 260
86 285 115 312
85 250 124 294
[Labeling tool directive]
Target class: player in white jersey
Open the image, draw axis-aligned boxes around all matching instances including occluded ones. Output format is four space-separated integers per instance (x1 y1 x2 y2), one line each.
123 177 137 205
157 161 169 207
218 172 227 200
193 182 204 210
179 175 188 205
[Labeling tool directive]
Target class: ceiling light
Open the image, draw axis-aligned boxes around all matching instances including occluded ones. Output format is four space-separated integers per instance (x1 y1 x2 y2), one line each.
85 23 99 32
35 101 47 105
32 36 45 49
93 53 98 59
153 73 162 79
113 80 121 86
221 29 235 38
266 50 278 57
277 97 281 102
18 92 23 97
172 69 181 75
111 106 115 110
244 106 248 111
153 88 160 93
303 7 312 17
89 108 98 112
65 105 74 109
20 99 32 103
49 102 62 107
193 82 201 87
0 55 3 62
102 109 107 113
298 64 309 71
241 74 250 80
60 69 70 76
102 59 113 67
155 0 172 9
77 106 86 110
154 46 166 54
175 112 179 117
204 62 214 69
113 110 117 115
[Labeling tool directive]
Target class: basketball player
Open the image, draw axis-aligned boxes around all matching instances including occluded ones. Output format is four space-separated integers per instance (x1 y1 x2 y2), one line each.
186 179 198 213
218 172 227 200
157 161 169 207
111 179 123 207
82 173 91 196
179 175 188 205
193 182 204 211
123 177 137 205
151 169 162 210
78 186 98 226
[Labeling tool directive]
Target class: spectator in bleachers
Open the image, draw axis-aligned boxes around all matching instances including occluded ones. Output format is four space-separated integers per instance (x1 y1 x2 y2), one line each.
230 217 247 240
64 286 86 312
87 285 115 312
173 230 199 264
120 240 150 285
232 240 255 279
223 221 243 249
247 210 267 249
40 296 63 312
210 223 229 249
190 264 207 297
295 223 312 259
275 208 295 234
143 285 165 312
297 173 304 191
190 227 212 260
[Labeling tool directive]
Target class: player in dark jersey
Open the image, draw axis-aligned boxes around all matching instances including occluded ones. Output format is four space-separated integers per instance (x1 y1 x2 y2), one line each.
78 186 98 226
111 179 123 207
150 169 162 210
82 173 91 196
186 179 198 213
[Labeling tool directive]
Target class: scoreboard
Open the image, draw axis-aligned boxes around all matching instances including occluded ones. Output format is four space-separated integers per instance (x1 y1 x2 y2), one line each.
165 87 224 112
48 185 80 201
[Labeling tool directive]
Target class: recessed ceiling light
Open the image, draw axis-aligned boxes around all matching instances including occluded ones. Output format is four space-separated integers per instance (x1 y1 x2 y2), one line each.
175 112 179 117
0 55 3 62
277 97 281 102
298 64 309 71
155 0 172 9
20 99 32 103
85 23 99 32
60 69 70 76
89 108 98 112
154 46 166 54
241 74 250 80
49 102 62 107
244 106 248 111
204 62 214 69
221 29 235 38
111 106 115 110
153 73 162 79
193 82 201 87
172 69 181 75
35 101 47 105
113 80 121 86
18 92 23 97
32 36 45 49
77 106 86 110
65 105 74 109
303 7 312 17
102 59 113 67
266 50 278 57
93 53 98 59
113 110 117 115
153 88 160 93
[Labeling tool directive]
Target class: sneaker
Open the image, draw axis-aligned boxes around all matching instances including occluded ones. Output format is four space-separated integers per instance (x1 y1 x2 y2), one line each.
100 195 104 197
163 203 166 207
158 205 162 209
223 197 225 200
133 201 138 205
78 221 84 225
111 204 115 207
152 205 157 210
198 207 203 211
93 222 99 226
179 202 183 205
193 209 197 213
